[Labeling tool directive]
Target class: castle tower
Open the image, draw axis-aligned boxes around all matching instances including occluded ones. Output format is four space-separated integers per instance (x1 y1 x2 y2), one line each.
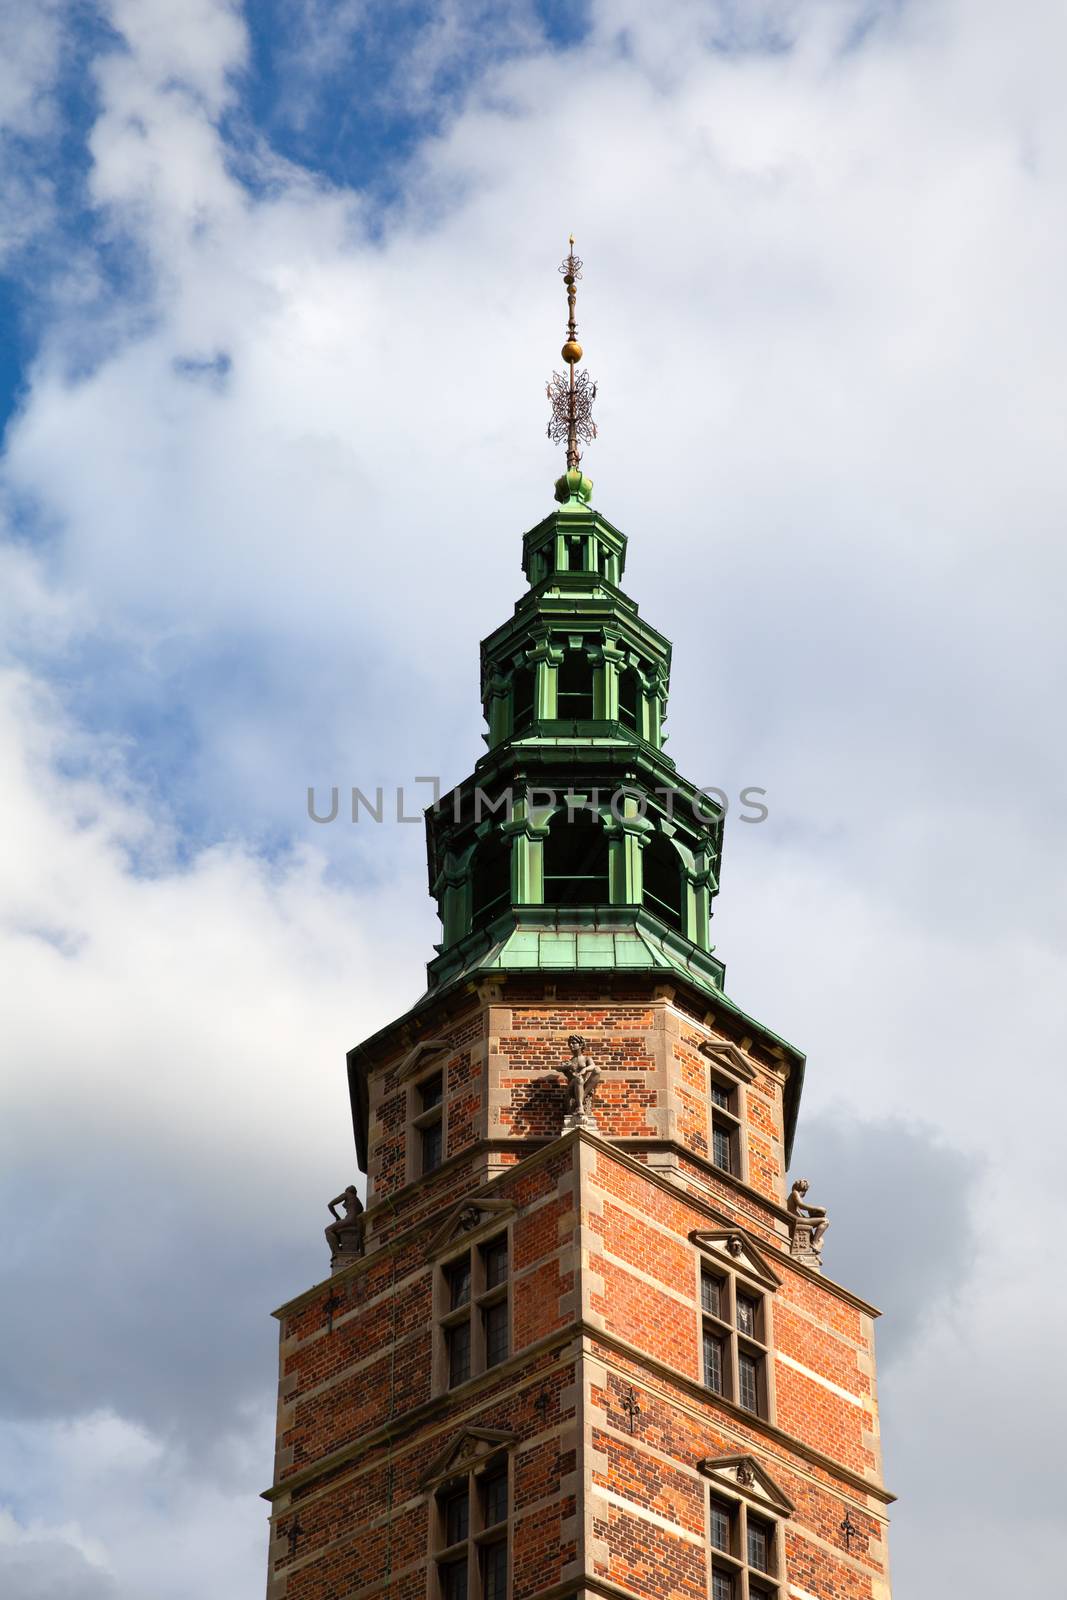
264 244 893 1600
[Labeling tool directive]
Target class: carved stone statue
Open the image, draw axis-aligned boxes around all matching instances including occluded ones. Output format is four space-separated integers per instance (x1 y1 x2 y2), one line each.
559 1034 601 1131
325 1185 365 1267
787 1178 829 1264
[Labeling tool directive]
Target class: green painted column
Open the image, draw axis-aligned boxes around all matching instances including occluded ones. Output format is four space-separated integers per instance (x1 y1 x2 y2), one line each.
506 794 550 904
604 797 653 904
593 636 627 721
648 669 669 747
528 637 561 719
484 672 509 747
684 860 718 949
440 845 475 945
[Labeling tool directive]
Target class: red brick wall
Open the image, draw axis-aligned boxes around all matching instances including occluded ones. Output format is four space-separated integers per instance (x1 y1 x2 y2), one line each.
268 979 890 1600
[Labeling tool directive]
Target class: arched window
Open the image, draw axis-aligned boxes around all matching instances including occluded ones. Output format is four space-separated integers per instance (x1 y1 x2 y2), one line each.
643 832 684 932
618 666 641 731
511 664 534 735
542 807 609 907
556 650 594 722
471 831 511 926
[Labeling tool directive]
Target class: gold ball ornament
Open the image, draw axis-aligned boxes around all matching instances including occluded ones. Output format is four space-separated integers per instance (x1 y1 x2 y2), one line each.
561 339 583 364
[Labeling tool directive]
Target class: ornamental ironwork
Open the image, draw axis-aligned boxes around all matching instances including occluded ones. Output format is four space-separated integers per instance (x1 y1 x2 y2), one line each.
546 237 598 471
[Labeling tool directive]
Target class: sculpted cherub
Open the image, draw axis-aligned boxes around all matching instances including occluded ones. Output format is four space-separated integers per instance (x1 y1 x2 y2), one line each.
559 1034 601 1126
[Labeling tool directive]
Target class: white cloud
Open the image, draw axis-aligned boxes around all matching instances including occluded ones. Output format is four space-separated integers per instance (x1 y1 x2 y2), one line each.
0 0 65 264
0 1410 269 1600
105 0 247 113
0 665 419 1169
0 1 64 139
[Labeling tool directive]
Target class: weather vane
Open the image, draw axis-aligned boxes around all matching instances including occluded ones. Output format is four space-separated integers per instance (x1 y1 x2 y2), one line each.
546 236 598 476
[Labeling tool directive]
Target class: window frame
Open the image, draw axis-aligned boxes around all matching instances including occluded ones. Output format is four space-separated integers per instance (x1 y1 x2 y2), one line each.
541 804 610 908
641 828 685 932
430 1452 512 1600
707 1067 746 1182
435 1229 512 1393
510 661 535 736
698 1263 772 1420
411 1068 447 1179
470 829 512 928
617 662 643 731
555 647 595 722
706 1489 785 1600
710 1056 751 1184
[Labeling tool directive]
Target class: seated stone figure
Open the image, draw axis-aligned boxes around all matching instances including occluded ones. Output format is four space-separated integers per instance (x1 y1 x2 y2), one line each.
787 1178 829 1259
325 1185 365 1264
559 1034 602 1128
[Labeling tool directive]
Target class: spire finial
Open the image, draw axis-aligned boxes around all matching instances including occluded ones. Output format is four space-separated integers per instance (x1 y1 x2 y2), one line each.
546 237 597 500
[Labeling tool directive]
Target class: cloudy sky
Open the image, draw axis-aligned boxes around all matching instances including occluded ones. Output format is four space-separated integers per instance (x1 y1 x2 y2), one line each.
1 0 1065 1594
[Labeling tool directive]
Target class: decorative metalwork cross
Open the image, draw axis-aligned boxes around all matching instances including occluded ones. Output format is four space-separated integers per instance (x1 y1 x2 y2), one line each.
287 1517 304 1557
534 1388 552 1424
546 237 598 472
323 1292 342 1334
840 1510 858 1552
620 1385 642 1434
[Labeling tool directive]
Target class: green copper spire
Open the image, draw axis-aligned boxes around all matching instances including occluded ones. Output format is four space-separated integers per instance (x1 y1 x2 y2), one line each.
421 245 724 1002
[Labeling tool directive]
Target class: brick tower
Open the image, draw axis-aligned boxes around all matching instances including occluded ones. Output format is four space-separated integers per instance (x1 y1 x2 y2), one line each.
264 245 893 1600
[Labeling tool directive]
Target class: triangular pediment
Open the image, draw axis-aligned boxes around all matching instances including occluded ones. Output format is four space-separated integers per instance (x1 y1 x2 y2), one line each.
699 1038 756 1083
427 1197 516 1260
417 1427 519 1491
396 1037 451 1082
697 1455 794 1516
690 1229 781 1290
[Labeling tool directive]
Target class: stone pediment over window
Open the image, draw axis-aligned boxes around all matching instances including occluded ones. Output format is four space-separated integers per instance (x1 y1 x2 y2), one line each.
690 1229 781 1291
697 1455 794 1516
396 1037 452 1082
417 1427 519 1491
699 1038 756 1084
426 1197 516 1259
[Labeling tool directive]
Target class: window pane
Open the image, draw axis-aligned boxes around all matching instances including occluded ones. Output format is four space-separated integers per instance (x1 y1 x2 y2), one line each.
482 1237 509 1290
710 1082 731 1111
556 651 594 719
441 1555 468 1600
443 1488 469 1548
448 1322 471 1387
712 1570 734 1600
709 1500 732 1553
511 665 534 734
618 667 638 728
701 1273 723 1319
482 1466 508 1528
712 1124 733 1173
747 1518 772 1574
422 1120 443 1174
736 1294 758 1339
447 1259 471 1310
481 1539 508 1600
703 1329 725 1395
484 1300 509 1368
420 1074 443 1110
738 1352 760 1414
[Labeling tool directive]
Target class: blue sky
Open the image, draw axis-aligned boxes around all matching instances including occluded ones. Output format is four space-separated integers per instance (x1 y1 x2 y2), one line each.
2 2 1066 1596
